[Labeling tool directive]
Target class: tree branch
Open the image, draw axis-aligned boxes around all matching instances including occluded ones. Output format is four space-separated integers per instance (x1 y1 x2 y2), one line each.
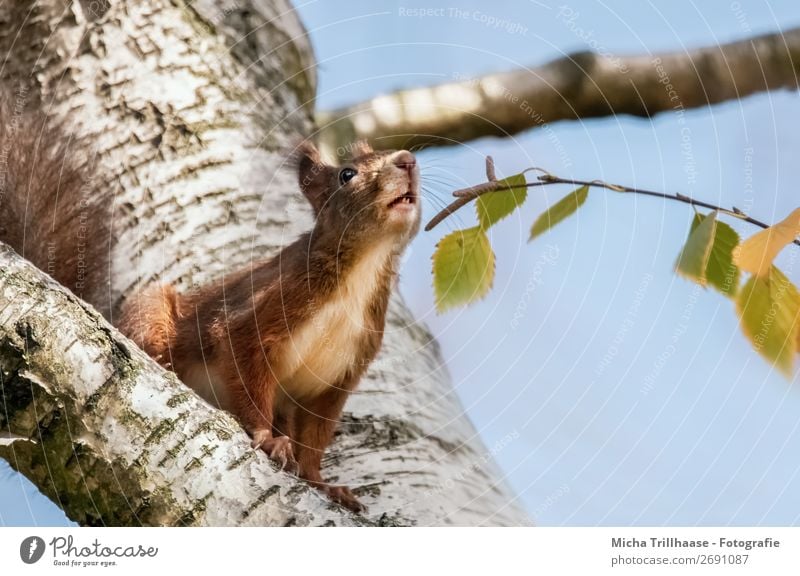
0 244 367 526
319 27 800 151
0 0 530 526
425 156 800 248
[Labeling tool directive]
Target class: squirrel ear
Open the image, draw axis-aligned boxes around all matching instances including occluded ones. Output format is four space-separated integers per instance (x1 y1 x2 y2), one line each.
350 139 373 158
291 140 328 215
293 139 321 166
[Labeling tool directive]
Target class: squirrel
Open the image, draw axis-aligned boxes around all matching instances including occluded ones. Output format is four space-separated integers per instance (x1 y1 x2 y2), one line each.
0 95 420 513
0 92 113 314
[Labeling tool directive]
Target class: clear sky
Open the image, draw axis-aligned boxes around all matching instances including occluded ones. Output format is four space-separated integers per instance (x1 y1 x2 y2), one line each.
3 0 800 526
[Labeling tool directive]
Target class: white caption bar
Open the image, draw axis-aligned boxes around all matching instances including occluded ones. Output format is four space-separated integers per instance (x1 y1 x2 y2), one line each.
1 527 798 575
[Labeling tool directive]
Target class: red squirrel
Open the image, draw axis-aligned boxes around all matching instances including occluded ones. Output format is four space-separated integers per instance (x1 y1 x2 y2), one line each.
118 141 420 511
0 93 112 314
0 97 421 512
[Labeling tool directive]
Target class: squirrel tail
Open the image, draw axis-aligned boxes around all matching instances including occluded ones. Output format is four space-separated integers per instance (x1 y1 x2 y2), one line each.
0 90 113 315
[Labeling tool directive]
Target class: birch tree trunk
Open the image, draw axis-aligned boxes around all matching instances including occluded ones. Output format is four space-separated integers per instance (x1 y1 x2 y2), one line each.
0 0 529 526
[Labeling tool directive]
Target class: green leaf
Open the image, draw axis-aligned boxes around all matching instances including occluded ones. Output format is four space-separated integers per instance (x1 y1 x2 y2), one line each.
675 212 741 297
476 173 527 229
432 226 495 313
529 185 589 241
696 214 740 297
736 266 800 377
675 211 717 286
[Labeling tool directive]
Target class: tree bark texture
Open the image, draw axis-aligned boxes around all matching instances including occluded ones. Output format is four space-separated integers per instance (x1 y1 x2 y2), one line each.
0 0 529 526
318 27 800 152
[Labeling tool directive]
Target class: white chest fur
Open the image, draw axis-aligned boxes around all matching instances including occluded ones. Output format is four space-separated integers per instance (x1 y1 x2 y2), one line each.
276 240 395 401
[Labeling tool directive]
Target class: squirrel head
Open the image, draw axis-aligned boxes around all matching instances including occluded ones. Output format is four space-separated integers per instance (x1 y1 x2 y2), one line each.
294 140 421 246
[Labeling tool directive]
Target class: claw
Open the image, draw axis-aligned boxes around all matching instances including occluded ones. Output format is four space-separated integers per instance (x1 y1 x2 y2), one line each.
324 484 366 513
250 429 271 450
250 430 298 472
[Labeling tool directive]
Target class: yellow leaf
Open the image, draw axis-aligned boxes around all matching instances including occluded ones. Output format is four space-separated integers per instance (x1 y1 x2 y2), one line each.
736 266 800 378
733 207 800 277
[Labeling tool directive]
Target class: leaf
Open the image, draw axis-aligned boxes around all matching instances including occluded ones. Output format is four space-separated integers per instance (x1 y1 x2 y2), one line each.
529 185 589 241
675 212 741 297
476 173 527 229
432 226 495 313
701 216 741 297
675 211 717 286
733 207 800 277
736 266 800 377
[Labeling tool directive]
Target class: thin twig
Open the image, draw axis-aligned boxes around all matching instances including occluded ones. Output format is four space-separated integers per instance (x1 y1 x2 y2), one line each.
424 157 800 247
485 156 496 181
423 196 476 231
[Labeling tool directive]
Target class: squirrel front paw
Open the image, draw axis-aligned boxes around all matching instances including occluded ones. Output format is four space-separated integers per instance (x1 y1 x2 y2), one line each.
322 484 366 513
251 430 298 473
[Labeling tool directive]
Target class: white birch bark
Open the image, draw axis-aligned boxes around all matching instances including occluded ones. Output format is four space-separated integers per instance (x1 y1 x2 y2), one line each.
318 27 800 152
0 0 529 526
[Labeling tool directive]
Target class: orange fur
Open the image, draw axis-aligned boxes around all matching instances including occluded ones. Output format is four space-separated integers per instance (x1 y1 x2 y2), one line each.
117 284 180 367
118 142 421 512
0 91 421 511
0 90 113 316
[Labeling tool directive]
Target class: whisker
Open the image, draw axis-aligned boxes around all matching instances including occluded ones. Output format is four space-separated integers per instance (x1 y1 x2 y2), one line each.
419 185 473 231
421 173 465 187
420 177 470 196
419 170 469 188
419 164 461 175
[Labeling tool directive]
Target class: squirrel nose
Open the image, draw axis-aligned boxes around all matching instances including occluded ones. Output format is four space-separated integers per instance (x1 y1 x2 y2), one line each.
392 151 416 171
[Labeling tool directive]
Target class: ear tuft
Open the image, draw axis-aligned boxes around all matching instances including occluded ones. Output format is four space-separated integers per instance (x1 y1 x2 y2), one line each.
288 139 329 216
289 139 321 168
349 139 373 158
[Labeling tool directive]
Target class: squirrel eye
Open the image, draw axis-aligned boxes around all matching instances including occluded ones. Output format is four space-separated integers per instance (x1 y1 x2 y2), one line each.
339 167 357 185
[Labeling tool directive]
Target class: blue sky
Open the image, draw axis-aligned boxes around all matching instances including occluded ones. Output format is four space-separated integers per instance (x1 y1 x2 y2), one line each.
3 0 800 525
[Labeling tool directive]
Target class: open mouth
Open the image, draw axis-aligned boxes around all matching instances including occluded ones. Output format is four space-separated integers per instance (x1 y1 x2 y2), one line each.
387 188 417 209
